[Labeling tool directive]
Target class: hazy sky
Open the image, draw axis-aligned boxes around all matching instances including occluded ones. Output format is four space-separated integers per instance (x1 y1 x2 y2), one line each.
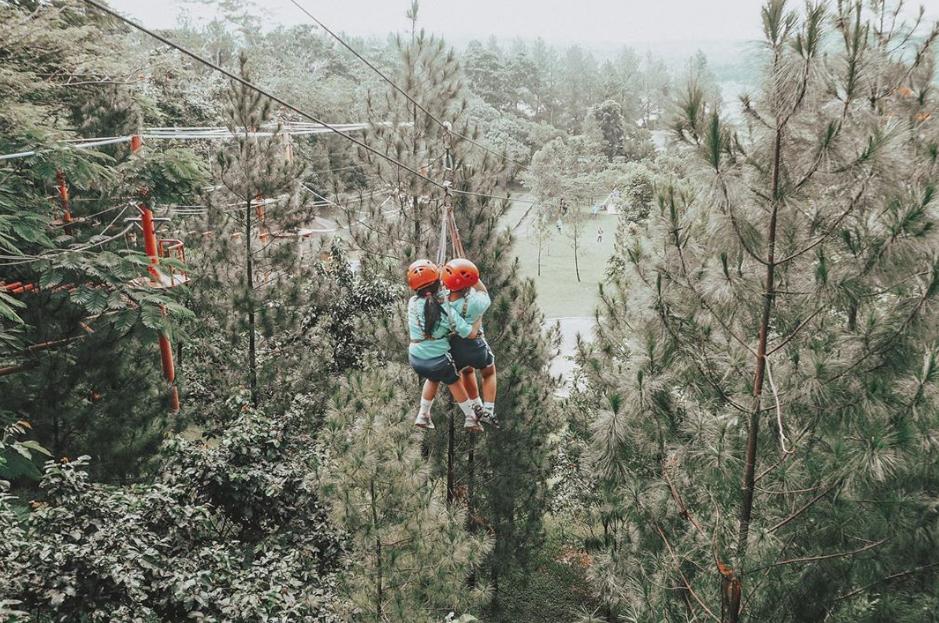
108 0 939 48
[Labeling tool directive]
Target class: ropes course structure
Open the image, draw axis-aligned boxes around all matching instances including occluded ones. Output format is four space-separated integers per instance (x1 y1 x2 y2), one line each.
0 122 407 162
4 0 530 408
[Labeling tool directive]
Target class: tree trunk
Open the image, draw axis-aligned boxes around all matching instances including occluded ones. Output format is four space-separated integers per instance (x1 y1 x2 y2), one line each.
370 478 383 622
246 197 258 407
727 127 783 623
447 413 455 506
537 235 543 276
467 433 477 588
491 566 500 609
572 227 581 282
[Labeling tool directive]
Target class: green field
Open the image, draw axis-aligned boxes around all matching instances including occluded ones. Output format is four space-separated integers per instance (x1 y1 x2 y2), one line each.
504 193 617 319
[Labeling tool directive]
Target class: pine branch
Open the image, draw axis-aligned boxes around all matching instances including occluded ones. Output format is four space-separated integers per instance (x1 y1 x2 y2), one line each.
761 538 887 570
653 522 721 623
775 171 873 265
834 562 939 603
666 222 757 357
719 176 770 267
765 306 824 356
768 479 841 533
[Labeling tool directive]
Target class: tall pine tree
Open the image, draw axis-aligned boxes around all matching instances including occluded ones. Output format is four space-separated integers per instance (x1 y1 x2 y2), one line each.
321 365 491 621
346 31 560 608
185 53 308 413
578 2 939 621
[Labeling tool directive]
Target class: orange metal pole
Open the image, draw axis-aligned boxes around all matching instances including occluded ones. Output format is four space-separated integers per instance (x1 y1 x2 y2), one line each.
140 205 161 282
56 170 72 224
131 135 180 412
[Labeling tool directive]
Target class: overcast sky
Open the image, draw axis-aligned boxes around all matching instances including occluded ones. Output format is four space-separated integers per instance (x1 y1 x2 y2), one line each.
107 0 939 48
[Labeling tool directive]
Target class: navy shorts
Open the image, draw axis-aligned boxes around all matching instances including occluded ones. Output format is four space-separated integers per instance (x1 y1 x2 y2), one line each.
449 336 495 371
409 352 460 385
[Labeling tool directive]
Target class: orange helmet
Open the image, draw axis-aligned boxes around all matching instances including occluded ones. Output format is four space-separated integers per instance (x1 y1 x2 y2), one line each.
442 258 479 291
407 259 440 291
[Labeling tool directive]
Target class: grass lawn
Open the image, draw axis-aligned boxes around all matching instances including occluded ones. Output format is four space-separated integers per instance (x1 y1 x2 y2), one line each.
503 192 617 319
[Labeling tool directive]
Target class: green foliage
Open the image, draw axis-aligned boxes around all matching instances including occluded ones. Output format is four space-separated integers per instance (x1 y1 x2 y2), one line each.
481 528 600 623
577 2 939 621
0 1 206 479
0 404 344 622
184 244 396 423
321 366 491 622
0 420 51 483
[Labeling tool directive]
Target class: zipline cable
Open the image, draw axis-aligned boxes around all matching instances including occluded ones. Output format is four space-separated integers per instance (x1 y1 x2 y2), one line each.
452 188 536 204
77 0 447 192
0 136 133 162
0 125 400 162
286 0 530 174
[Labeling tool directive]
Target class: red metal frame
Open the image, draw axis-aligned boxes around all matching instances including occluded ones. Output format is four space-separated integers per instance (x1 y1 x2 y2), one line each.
56 170 72 224
131 135 180 412
158 238 188 285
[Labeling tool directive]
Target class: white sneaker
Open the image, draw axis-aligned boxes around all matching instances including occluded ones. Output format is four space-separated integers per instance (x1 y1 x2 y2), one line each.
464 405 485 432
415 412 435 430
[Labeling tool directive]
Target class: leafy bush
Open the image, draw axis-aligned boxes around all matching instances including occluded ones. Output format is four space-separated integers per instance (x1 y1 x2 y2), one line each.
0 404 344 622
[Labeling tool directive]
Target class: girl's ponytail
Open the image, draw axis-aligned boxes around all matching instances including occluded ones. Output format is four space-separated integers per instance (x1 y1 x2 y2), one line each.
418 282 442 337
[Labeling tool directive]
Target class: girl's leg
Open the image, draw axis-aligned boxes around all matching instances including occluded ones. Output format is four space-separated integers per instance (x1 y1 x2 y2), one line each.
423 379 440 400
415 379 440 428
460 368 480 401
479 363 498 427
446 379 469 403
447 379 484 431
481 363 497 404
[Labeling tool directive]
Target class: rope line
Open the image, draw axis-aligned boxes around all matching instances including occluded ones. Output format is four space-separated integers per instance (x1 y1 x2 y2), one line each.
0 123 408 162
287 0 529 173
78 0 447 192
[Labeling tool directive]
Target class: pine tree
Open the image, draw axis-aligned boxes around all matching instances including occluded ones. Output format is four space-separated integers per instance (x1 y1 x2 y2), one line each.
185 53 309 412
321 365 491 621
579 2 939 621
346 32 560 607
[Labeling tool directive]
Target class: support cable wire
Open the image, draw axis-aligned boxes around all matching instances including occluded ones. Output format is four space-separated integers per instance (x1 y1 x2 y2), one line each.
77 0 447 192
0 124 405 162
0 136 133 161
287 0 530 174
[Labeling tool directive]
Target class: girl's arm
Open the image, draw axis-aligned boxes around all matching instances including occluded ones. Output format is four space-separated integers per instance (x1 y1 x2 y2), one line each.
474 279 488 293
445 302 478 339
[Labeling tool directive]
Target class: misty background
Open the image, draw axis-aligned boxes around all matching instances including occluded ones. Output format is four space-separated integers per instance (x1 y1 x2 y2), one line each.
110 0 939 65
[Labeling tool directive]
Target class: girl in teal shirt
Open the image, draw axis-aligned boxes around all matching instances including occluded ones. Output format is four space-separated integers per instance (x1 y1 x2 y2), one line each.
414 258 498 430
406 259 487 432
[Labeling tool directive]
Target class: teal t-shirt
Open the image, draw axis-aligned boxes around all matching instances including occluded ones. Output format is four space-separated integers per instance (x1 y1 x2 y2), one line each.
449 289 491 333
408 294 474 359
